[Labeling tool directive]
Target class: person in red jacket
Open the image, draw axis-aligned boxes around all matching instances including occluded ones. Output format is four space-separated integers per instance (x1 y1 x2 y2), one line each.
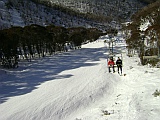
108 58 115 73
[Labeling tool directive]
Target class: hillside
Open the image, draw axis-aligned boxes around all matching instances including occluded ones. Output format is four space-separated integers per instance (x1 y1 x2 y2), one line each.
0 0 94 29
125 0 160 65
41 0 145 19
0 0 146 30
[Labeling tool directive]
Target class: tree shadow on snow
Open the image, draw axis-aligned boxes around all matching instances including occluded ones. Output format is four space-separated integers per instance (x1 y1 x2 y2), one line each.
0 45 115 104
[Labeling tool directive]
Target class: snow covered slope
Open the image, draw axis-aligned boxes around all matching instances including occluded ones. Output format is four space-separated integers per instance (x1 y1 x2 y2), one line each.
0 0 146 30
0 35 160 120
0 0 92 29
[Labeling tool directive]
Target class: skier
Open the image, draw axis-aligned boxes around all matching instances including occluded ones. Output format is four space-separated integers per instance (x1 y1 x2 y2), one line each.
116 57 122 74
108 57 115 73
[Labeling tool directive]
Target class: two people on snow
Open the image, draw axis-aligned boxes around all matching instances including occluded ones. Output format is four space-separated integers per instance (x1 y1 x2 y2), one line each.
108 57 122 74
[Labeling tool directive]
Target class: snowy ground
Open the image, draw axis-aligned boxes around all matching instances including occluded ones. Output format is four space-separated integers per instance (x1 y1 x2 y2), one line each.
0 36 160 120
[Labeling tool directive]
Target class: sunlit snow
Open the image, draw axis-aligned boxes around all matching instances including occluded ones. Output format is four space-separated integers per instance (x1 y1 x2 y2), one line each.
0 33 160 120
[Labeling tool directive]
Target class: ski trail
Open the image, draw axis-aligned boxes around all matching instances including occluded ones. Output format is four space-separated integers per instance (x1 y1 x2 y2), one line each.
75 39 144 120
71 59 120 120
66 42 120 120
0 41 118 120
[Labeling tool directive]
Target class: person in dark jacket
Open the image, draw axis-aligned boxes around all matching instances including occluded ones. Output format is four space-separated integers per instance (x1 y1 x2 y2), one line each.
116 57 122 74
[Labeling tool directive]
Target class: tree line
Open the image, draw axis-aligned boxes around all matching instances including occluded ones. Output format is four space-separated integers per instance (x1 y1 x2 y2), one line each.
0 24 103 68
124 1 160 65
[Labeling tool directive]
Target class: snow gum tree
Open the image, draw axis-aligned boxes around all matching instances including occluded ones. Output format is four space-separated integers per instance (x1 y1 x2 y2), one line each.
125 1 160 65
0 24 103 68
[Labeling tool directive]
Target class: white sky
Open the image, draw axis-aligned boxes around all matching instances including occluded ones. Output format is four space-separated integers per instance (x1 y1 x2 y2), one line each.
0 34 160 120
